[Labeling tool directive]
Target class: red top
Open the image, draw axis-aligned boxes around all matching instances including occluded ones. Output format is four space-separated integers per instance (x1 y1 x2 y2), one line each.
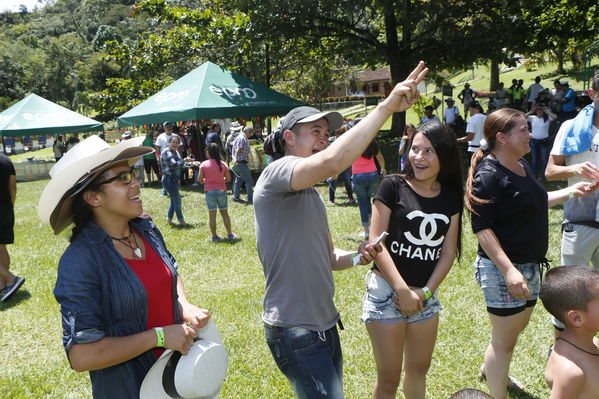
352 155 377 175
200 159 228 191
125 234 176 357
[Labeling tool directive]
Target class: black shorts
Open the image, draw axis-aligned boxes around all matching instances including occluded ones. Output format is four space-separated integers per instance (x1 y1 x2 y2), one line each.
0 201 14 244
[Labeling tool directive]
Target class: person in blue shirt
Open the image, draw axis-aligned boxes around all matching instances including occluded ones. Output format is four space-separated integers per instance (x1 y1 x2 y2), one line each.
37 135 210 399
560 81 578 122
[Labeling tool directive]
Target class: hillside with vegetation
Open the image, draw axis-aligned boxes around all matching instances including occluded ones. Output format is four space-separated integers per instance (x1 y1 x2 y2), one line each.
0 0 597 134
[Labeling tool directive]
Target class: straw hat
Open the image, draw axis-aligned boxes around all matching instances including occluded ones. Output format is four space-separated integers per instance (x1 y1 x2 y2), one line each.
229 122 242 132
38 135 153 234
140 320 228 399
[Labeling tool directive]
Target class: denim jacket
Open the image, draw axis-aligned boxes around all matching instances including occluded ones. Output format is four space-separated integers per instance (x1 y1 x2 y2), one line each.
54 217 182 399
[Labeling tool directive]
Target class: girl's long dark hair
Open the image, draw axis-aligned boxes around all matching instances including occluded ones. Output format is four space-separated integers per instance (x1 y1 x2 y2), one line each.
403 122 464 259
206 143 223 171
362 139 379 159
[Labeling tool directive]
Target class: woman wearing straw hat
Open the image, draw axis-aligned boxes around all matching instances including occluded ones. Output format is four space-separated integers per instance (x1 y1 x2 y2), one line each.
38 135 211 399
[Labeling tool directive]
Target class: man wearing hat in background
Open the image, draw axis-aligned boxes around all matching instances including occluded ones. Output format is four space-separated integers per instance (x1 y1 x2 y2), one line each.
419 105 440 126
254 61 427 398
231 125 255 204
443 97 460 126
457 83 477 115
0 152 24 303
559 80 578 122
457 100 486 157
224 122 243 165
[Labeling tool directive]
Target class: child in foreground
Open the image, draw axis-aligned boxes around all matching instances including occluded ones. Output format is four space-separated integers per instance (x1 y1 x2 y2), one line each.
539 265 599 399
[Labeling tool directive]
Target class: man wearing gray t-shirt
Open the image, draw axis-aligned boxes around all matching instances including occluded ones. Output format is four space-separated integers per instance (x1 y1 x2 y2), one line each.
254 62 428 398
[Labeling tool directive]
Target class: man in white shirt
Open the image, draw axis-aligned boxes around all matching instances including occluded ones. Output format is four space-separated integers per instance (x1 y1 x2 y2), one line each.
546 71 599 268
527 76 544 111
443 97 459 125
154 121 181 156
457 101 486 155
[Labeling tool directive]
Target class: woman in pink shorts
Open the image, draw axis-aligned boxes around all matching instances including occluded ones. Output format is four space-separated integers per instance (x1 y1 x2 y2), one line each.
198 143 236 241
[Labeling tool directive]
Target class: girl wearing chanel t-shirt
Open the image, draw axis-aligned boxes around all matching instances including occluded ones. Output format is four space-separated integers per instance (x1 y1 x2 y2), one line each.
361 122 463 399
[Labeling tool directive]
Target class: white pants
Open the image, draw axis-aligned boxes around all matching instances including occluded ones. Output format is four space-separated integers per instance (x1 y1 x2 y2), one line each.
561 223 599 268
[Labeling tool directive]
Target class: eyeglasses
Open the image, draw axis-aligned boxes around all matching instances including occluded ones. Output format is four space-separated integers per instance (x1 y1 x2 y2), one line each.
93 167 141 186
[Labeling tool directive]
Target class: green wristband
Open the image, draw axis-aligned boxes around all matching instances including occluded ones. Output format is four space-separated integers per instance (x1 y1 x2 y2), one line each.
154 327 165 348
422 286 433 300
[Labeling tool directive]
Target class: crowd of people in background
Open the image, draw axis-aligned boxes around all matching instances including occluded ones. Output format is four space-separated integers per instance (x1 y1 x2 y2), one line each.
2 64 598 399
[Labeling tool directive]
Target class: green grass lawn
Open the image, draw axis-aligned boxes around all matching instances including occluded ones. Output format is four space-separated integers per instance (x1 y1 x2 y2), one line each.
0 172 566 398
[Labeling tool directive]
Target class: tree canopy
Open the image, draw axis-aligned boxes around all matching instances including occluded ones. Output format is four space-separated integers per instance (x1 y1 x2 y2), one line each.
0 0 596 131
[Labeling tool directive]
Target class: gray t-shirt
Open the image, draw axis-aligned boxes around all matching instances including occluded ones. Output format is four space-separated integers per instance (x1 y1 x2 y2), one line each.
254 156 339 331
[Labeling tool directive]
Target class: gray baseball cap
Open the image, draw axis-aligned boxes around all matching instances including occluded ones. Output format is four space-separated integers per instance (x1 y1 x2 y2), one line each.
280 106 343 134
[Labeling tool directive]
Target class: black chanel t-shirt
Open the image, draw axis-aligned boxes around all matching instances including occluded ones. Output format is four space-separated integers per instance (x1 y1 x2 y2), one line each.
471 157 548 263
373 175 461 287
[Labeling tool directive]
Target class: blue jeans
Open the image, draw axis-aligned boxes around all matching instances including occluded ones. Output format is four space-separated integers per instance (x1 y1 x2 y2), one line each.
327 167 353 202
264 324 344 399
232 162 254 203
352 172 379 226
530 138 549 178
162 175 184 221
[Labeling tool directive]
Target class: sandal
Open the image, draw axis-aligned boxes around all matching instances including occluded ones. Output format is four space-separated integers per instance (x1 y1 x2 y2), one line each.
478 365 526 391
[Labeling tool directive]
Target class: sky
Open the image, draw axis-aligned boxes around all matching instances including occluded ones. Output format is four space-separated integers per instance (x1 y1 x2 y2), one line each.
1 0 47 13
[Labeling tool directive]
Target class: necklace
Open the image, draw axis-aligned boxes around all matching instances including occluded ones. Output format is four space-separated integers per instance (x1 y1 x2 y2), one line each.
110 231 142 258
557 337 599 356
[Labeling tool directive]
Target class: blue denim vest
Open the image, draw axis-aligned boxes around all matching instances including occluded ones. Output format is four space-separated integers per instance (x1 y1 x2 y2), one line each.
54 217 181 399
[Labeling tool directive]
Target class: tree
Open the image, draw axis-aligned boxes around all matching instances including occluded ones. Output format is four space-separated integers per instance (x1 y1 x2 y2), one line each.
92 25 123 51
523 0 598 74
230 0 536 134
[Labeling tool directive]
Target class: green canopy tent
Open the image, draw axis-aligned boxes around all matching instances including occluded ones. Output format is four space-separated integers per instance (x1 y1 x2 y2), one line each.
117 61 305 128
0 93 103 137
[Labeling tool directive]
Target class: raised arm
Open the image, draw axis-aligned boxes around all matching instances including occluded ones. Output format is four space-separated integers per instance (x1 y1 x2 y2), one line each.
290 62 428 191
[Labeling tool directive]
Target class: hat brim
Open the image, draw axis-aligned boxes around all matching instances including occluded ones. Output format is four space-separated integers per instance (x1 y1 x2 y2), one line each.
296 111 343 132
38 136 153 234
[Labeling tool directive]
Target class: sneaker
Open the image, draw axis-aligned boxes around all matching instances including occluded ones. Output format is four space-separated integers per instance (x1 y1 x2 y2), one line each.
166 220 175 226
178 221 191 227
211 235 222 242
0 276 25 303
328 201 335 205
232 198 243 203
359 232 369 239
227 233 237 239
192 182 200 187
348 198 356 203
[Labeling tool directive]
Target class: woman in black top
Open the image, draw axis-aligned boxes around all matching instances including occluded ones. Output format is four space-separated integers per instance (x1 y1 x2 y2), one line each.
465 108 596 399
361 122 463 399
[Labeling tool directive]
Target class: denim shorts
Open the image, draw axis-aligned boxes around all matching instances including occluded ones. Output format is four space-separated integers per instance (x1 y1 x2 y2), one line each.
474 255 540 309
360 270 442 324
205 190 228 211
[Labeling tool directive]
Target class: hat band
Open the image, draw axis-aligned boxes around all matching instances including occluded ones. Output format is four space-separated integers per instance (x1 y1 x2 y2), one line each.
163 351 184 398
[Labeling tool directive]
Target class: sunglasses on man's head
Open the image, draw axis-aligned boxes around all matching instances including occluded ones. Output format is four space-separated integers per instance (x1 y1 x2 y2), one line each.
93 167 141 187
